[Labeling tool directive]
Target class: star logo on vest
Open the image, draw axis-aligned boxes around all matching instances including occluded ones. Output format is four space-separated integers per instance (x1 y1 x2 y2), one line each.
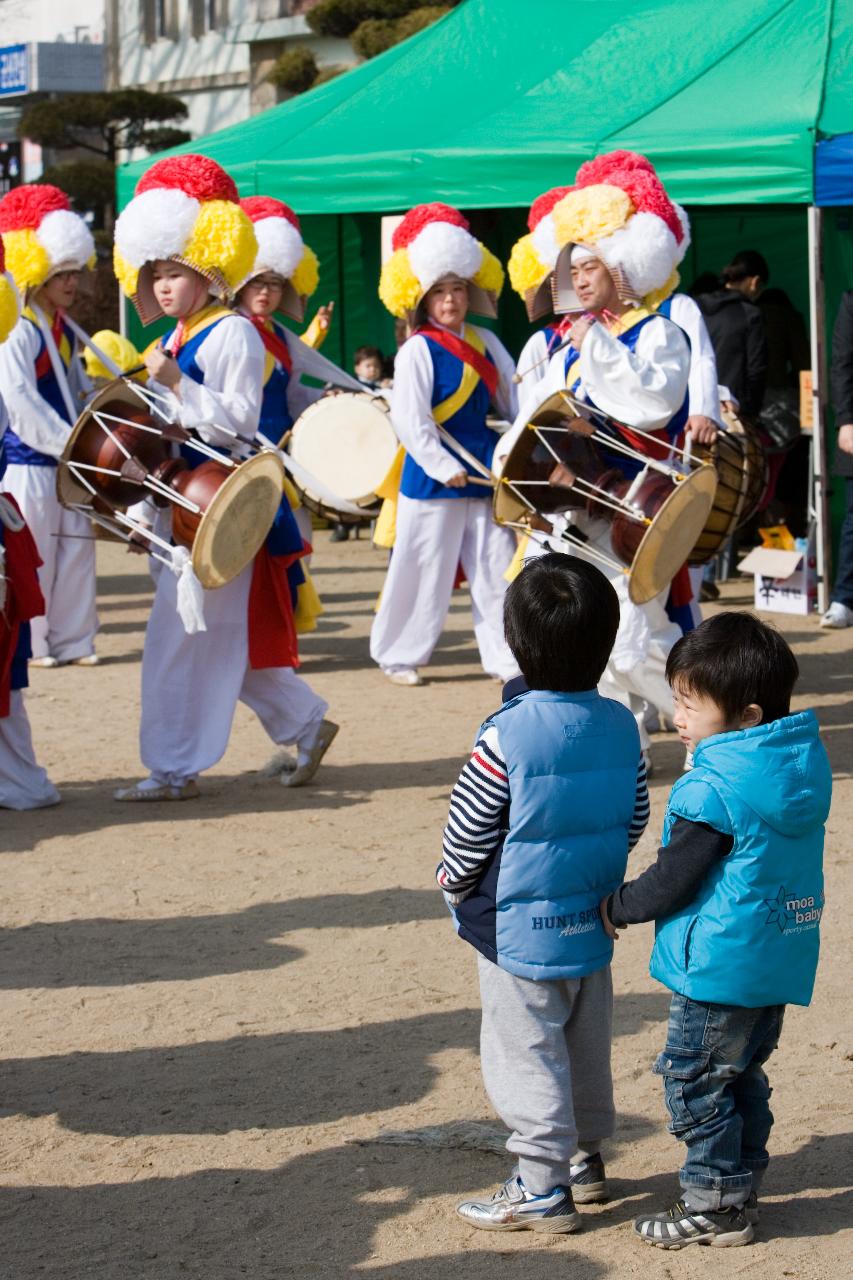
763 885 823 934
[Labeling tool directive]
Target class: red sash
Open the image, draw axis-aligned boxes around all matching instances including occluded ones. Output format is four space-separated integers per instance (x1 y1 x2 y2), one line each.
33 310 66 380
250 316 293 374
247 542 309 670
414 325 498 398
0 497 45 718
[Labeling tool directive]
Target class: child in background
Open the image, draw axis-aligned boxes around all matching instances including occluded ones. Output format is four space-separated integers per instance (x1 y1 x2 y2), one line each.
601 612 831 1249
438 553 649 1233
353 344 386 390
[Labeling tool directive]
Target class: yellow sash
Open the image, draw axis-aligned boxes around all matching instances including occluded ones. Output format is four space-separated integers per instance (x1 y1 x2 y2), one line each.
373 325 488 550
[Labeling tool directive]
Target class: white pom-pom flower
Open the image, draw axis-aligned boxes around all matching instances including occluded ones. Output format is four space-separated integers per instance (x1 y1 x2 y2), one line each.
672 204 691 264
37 209 95 271
408 221 483 293
597 212 678 298
253 216 304 280
531 213 560 269
114 188 199 269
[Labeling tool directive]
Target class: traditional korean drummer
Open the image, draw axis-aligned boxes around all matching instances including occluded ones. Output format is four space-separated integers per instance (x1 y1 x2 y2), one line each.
111 155 337 801
234 195 363 552
0 184 100 668
503 151 695 767
370 203 519 686
0 238 60 809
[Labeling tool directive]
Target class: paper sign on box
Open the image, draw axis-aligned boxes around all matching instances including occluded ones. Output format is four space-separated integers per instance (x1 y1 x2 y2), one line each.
739 537 817 616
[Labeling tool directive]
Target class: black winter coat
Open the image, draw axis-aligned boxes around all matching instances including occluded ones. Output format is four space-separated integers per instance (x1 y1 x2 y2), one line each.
696 288 768 417
830 291 853 478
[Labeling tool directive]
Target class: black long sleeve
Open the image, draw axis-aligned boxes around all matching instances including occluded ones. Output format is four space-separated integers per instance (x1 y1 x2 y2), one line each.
608 817 733 928
830 291 853 423
743 305 768 416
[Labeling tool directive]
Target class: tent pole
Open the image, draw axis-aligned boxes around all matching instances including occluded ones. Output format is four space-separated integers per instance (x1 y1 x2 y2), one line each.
808 205 831 615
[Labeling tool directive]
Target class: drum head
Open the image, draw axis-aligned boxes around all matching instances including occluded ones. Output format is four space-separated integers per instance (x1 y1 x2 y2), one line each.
494 392 594 526
192 451 285 590
629 465 717 605
57 378 156 509
290 393 398 511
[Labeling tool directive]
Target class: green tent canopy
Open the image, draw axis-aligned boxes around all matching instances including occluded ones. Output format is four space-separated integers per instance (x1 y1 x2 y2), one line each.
118 0 853 211
116 0 853 601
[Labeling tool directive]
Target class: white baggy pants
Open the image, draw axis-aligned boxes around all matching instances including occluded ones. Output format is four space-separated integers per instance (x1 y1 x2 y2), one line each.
2 465 98 662
139 559 328 786
370 495 519 680
0 690 60 809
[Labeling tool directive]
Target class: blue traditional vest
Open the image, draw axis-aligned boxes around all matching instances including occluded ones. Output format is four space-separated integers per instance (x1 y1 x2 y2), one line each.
453 688 640 979
563 309 689 479
3 315 76 468
259 319 293 442
400 333 499 502
650 712 832 1008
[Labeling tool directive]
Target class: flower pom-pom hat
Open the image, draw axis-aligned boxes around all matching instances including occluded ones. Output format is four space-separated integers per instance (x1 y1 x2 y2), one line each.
0 234 20 345
238 196 319 323
113 154 258 324
509 151 691 318
0 183 95 300
379 202 504 322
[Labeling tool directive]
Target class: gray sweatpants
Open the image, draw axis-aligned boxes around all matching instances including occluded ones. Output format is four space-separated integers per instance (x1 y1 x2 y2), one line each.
478 955 615 1195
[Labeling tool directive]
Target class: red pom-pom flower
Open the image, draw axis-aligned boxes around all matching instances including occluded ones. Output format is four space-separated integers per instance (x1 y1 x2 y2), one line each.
241 196 300 231
0 184 70 233
136 154 239 203
528 186 574 232
392 202 469 251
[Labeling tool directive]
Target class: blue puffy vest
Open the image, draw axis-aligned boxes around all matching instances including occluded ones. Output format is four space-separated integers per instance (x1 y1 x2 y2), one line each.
453 688 640 980
400 329 499 503
650 711 832 1008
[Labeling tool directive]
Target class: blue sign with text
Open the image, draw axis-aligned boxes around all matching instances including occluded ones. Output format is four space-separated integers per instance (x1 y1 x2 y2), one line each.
0 45 28 97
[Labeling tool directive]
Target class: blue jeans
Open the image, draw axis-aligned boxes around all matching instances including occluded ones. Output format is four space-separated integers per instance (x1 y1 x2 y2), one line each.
832 476 853 608
653 993 785 1211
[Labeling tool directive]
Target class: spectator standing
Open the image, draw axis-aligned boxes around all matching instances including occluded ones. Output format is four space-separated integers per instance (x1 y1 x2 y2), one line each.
822 290 853 627
695 251 769 417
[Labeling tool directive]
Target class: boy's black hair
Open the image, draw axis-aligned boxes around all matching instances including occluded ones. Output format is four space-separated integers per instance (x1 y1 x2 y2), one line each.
665 611 798 725
721 249 770 286
503 553 620 692
354 344 383 364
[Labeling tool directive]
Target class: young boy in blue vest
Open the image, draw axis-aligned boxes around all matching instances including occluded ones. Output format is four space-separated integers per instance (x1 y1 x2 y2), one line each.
437 552 650 1233
601 612 831 1249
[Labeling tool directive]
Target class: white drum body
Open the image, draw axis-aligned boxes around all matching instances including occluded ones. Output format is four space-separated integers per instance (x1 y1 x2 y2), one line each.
289 392 398 523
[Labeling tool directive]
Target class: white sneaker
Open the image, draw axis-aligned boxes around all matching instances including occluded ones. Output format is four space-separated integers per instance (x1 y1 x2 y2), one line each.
820 601 853 628
642 749 655 778
69 653 100 666
382 666 423 687
29 655 59 669
258 748 298 778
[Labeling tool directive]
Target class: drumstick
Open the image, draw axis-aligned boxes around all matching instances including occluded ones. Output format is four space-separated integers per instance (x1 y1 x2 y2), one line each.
464 474 496 488
436 424 496 482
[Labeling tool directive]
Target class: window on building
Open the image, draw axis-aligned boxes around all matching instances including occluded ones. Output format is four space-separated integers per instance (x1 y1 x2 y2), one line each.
141 0 177 43
191 0 228 36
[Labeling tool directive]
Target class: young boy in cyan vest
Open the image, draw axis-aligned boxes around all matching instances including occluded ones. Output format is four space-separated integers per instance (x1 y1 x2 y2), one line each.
437 552 650 1233
601 612 831 1249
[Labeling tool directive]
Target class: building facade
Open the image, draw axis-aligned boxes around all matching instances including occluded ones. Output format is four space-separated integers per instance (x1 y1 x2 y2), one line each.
105 1 354 150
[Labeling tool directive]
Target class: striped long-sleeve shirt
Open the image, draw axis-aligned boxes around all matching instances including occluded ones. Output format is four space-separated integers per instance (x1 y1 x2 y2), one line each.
437 723 649 905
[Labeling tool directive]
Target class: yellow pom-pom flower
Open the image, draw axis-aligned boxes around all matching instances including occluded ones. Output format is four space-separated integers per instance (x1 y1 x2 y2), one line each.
508 233 548 297
551 185 633 249
644 269 680 312
472 243 504 298
379 248 422 318
83 329 143 381
182 200 257 292
0 273 19 343
3 228 51 292
291 245 319 299
113 246 139 300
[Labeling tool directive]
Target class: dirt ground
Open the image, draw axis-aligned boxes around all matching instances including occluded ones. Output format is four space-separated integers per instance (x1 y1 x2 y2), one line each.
2 534 851 1279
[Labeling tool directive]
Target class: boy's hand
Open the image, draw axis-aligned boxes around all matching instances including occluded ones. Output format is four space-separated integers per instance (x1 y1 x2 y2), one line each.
599 895 620 940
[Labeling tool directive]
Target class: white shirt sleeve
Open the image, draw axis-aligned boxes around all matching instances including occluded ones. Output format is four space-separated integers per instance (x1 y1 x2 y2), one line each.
0 320 75 458
389 335 466 484
669 293 722 423
515 330 552 396
478 327 518 423
151 315 265 449
578 315 690 432
496 344 568 472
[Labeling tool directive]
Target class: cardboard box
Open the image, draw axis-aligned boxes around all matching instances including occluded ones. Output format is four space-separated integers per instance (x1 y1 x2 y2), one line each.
738 537 817 616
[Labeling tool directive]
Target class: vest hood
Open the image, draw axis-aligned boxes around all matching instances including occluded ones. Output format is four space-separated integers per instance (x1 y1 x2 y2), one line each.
693 711 831 838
